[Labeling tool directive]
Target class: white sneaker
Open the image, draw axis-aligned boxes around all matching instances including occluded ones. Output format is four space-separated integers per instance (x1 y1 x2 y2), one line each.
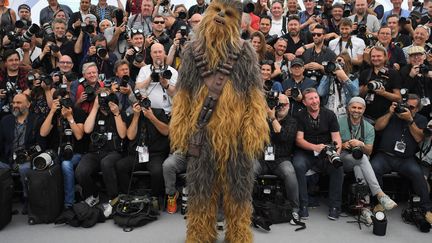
361 208 373 226
85 195 99 207
102 202 113 218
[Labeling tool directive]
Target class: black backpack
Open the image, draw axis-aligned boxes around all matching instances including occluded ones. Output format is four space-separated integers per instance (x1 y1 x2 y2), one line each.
113 194 158 232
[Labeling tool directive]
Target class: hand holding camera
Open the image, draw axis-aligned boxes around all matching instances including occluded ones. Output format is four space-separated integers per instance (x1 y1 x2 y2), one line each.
50 98 61 114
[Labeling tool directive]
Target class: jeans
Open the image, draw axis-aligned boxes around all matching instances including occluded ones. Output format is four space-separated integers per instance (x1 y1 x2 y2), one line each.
75 151 122 199
116 153 168 197
0 161 31 198
292 149 344 209
371 152 432 211
162 153 187 196
62 154 82 207
341 150 382 196
254 158 299 210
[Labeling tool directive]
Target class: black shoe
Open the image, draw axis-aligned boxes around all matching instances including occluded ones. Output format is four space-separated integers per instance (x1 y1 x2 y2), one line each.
21 199 28 215
252 216 271 232
328 207 340 220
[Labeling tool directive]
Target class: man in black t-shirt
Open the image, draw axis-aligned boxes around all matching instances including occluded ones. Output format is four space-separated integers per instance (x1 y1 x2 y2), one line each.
40 91 87 210
292 88 343 220
371 94 432 223
359 46 402 121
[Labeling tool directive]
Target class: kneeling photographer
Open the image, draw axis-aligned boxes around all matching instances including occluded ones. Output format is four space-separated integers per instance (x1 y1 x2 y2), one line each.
400 46 432 120
0 94 45 214
116 92 170 203
372 94 432 224
338 97 397 223
254 94 299 216
75 88 127 210
39 89 87 211
292 88 344 220
317 53 359 118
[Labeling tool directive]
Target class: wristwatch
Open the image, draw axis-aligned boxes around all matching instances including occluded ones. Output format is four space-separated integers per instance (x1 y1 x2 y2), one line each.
408 119 415 126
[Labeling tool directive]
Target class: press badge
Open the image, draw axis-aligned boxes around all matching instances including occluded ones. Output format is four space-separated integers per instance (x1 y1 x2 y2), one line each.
264 146 275 161
136 145 149 163
106 132 113 141
394 141 406 153
421 97 431 106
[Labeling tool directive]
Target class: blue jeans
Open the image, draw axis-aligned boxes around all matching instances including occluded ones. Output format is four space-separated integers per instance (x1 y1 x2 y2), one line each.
371 152 432 211
62 154 82 207
292 149 344 209
0 161 31 198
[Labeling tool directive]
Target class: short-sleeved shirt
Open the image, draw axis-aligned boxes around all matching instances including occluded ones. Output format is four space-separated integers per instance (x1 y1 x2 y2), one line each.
348 14 380 33
296 108 340 145
328 36 366 59
359 68 402 120
301 46 337 65
338 115 375 145
379 114 427 158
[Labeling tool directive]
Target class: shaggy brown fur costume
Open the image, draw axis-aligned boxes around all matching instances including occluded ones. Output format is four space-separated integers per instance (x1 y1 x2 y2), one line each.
170 0 269 242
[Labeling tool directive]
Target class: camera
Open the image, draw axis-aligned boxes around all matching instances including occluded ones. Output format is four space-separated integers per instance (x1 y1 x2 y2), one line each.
57 83 68 97
367 80 384 91
40 74 53 86
266 91 280 110
15 20 30 29
96 46 108 58
320 142 342 167
91 119 108 148
80 79 96 102
177 11 187 20
357 24 367 34
81 23 95 34
413 0 423 7
133 89 151 109
41 22 53 36
21 23 40 42
418 64 430 75
343 9 351 18
290 88 301 99
12 145 43 165
98 91 119 113
394 88 409 114
155 34 170 45
33 150 57 171
62 129 74 160
49 43 60 53
119 75 130 87
402 196 431 232
179 25 188 45
263 80 273 92
266 34 278 46
351 146 364 160
151 67 172 83
60 97 74 109
322 61 339 74
160 0 170 6
350 179 369 198
304 69 321 81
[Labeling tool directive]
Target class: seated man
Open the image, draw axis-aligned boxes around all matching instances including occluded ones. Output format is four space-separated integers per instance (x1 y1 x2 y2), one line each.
338 97 397 223
254 94 299 214
162 151 187 214
292 88 344 220
0 94 45 214
372 94 432 224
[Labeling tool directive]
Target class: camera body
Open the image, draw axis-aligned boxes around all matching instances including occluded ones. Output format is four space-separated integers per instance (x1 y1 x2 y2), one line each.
304 69 321 81
151 65 172 83
394 88 409 114
350 180 369 198
402 196 431 232
12 145 43 165
91 120 108 148
98 91 119 113
81 23 95 34
133 89 151 109
291 88 301 99
320 142 342 167
351 146 364 160
322 61 341 74
79 79 96 102
266 91 280 110
418 64 430 75
96 45 108 58
367 80 384 92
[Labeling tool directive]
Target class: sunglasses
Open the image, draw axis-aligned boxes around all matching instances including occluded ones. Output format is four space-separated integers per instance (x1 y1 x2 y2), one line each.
311 33 323 37
131 28 144 34
260 60 274 65
153 21 165 24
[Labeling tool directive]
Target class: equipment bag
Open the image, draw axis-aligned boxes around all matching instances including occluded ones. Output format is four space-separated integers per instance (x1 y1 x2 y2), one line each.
27 163 64 224
113 194 158 232
0 169 14 230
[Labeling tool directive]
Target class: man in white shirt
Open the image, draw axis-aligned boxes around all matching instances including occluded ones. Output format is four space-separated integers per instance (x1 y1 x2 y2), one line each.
269 1 284 37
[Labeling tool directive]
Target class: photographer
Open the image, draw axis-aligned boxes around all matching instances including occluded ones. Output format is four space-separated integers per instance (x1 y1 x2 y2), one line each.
338 97 397 220
326 3 344 35
27 70 54 117
280 15 310 58
75 62 104 113
255 93 299 214
39 90 87 210
39 0 73 26
0 50 29 119
105 9 129 59
261 60 282 93
116 97 169 204
166 26 190 69
82 34 117 79
359 46 402 121
301 24 337 82
386 14 412 48
402 25 430 60
135 43 177 115
68 0 97 37
74 14 101 64
0 93 45 214
127 0 153 35
299 0 320 31
109 60 134 113
17 4 31 26
282 58 316 117
188 0 208 18
144 15 173 56
258 15 273 42
317 53 359 117
348 0 380 35
382 0 410 25
292 88 343 220
401 46 432 120
372 94 432 224
75 88 127 208
154 0 174 17
123 28 146 79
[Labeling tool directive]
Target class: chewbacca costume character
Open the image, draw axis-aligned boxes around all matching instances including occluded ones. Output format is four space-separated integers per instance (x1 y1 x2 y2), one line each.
170 0 269 242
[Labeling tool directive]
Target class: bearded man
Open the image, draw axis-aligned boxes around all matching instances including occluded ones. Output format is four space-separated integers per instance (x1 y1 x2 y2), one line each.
169 0 269 242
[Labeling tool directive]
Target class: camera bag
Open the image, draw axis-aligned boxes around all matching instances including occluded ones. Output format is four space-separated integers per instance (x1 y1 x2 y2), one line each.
26 163 64 224
0 168 13 230
113 194 158 232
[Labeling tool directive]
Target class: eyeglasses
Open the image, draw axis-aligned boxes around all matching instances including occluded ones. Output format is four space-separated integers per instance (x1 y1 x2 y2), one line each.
59 61 73 65
153 21 165 24
311 33 323 37
260 60 274 65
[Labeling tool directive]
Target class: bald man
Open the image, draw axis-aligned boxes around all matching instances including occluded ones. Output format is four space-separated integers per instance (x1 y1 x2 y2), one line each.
135 43 178 115
0 94 45 214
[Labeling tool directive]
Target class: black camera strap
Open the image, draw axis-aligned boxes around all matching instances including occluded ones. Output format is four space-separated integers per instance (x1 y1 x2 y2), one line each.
337 37 353 56
347 116 365 142
353 13 368 26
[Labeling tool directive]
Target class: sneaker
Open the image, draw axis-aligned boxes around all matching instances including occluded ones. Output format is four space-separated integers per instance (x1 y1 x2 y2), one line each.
298 206 309 220
166 192 179 214
425 211 432 225
290 211 300 225
378 194 397 211
102 202 113 218
328 207 340 220
361 208 373 226
84 195 99 207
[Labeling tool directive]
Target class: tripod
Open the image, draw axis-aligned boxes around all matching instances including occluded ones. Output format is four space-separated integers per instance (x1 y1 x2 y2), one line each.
346 183 371 230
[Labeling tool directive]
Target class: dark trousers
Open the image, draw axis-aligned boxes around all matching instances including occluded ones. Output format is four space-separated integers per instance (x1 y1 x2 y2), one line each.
371 152 432 211
292 149 344 209
75 151 122 199
116 153 167 197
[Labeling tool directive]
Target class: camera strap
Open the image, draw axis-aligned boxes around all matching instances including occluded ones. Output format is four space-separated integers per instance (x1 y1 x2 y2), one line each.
337 37 353 55
347 116 365 142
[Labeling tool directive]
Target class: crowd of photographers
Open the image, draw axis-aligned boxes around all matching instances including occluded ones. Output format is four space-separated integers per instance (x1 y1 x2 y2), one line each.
1 0 432 231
